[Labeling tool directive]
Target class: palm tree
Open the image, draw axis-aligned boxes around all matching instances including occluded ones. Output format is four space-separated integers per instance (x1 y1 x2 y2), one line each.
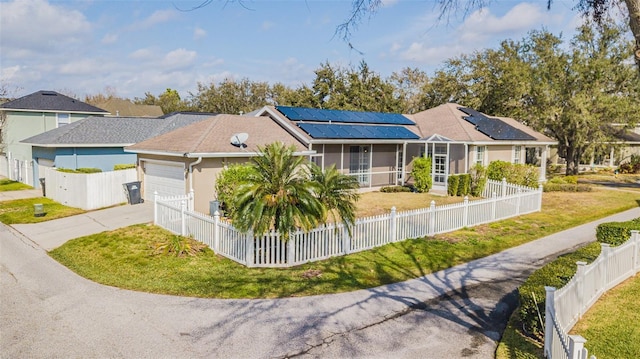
232 142 324 238
309 163 360 234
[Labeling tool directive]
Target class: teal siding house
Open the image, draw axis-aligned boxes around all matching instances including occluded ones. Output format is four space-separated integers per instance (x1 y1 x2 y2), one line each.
0 90 108 185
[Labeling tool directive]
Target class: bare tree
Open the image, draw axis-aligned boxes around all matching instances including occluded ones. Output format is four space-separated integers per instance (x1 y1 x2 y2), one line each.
337 0 640 70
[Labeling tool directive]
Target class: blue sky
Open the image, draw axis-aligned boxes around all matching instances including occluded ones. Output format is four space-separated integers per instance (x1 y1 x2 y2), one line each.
0 0 582 100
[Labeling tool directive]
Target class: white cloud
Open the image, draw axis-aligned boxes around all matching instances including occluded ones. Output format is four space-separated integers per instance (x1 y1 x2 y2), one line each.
129 48 155 61
130 9 177 30
58 59 106 76
102 33 118 44
0 0 92 57
162 48 197 69
194 27 207 40
262 21 275 31
458 3 547 44
400 42 464 64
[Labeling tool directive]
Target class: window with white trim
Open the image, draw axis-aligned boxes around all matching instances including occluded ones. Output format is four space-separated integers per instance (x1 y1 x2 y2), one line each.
475 146 486 165
513 145 522 164
57 113 70 127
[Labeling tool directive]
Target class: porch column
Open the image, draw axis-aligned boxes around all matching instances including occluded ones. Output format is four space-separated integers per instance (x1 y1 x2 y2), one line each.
539 146 548 182
401 142 407 186
609 147 615 167
464 143 469 173
368 144 373 188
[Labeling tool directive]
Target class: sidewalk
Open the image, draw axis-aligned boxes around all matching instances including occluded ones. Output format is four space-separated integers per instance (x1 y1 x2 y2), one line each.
11 201 153 250
0 188 42 201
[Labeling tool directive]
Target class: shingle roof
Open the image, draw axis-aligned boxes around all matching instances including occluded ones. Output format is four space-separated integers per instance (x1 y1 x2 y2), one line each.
0 90 108 114
95 98 163 117
407 103 556 143
126 114 307 155
20 113 216 146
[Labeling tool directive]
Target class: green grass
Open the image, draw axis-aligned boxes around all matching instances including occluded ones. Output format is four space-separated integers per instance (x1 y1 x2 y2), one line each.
0 178 33 191
49 189 639 299
570 276 640 359
0 198 85 224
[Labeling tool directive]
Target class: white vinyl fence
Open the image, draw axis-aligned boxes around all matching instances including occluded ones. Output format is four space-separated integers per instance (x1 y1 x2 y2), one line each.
155 179 543 268
544 230 640 359
40 167 137 210
0 154 35 186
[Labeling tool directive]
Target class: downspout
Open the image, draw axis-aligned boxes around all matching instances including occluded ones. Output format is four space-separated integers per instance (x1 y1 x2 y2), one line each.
188 156 203 192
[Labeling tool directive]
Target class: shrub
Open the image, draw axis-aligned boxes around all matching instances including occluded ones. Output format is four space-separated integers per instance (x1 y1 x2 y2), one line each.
487 160 538 187
215 163 257 217
114 164 135 171
469 164 487 197
487 160 511 182
152 235 206 257
596 218 640 246
458 174 471 196
543 183 592 192
447 175 459 196
57 168 102 173
411 156 432 193
380 185 412 193
518 242 601 337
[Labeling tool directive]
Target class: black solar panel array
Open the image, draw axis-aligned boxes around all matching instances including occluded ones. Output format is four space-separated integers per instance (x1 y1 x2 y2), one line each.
297 123 419 140
458 107 536 141
276 106 415 125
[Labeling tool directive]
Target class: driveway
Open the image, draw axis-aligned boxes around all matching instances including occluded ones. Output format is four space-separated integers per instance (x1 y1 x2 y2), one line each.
1 205 639 358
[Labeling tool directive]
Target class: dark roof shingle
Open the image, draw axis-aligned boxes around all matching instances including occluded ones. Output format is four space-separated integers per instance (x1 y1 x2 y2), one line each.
0 90 108 113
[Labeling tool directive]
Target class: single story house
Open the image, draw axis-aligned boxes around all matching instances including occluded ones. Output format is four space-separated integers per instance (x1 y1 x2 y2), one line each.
0 90 109 185
20 112 215 187
127 104 556 213
125 114 312 212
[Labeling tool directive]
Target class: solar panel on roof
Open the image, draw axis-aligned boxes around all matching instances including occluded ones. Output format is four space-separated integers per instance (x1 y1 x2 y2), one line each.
458 107 536 141
276 106 415 125
297 123 420 140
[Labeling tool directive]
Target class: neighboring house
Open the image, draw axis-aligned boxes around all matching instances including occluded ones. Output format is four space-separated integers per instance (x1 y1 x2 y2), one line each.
406 103 556 189
0 90 108 185
581 126 640 168
20 112 215 188
127 104 555 213
95 98 163 117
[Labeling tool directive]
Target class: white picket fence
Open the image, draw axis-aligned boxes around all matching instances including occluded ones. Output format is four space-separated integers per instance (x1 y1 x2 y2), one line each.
0 154 35 186
154 179 543 268
544 230 640 359
40 167 137 210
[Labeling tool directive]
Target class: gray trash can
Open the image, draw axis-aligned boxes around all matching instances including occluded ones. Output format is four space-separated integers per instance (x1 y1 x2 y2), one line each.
123 181 143 204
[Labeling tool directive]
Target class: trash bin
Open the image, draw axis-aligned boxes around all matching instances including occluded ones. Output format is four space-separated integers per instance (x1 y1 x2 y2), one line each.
210 200 220 216
39 178 46 197
123 181 143 205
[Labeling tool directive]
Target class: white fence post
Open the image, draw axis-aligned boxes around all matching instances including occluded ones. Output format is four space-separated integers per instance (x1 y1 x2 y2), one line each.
491 192 497 220
390 206 397 242
153 191 158 225
568 335 587 359
428 200 436 236
576 261 587 319
601 243 611 290
213 211 220 253
516 188 522 216
287 235 294 266
501 177 507 197
180 200 187 236
544 286 556 358
245 233 254 267
463 196 469 227
189 189 194 211
631 230 639 273
538 184 544 211
343 227 351 254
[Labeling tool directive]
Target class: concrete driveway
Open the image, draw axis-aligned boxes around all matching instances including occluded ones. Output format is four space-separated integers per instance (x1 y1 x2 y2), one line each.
1 203 638 358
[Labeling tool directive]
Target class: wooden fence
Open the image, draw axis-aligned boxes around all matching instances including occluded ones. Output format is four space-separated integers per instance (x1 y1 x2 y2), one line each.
40 167 137 210
155 179 543 268
544 230 640 359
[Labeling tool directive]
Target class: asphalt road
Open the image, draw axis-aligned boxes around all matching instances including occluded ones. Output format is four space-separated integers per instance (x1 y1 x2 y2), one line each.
2 207 639 359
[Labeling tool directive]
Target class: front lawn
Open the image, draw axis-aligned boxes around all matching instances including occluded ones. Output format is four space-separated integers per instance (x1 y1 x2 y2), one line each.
570 276 640 359
0 198 85 224
0 178 33 192
49 189 639 298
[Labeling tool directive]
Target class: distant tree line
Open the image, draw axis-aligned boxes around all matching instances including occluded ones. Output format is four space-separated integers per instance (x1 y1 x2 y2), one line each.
82 19 639 175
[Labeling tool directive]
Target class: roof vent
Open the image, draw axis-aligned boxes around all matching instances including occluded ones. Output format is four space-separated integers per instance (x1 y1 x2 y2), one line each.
42 91 58 96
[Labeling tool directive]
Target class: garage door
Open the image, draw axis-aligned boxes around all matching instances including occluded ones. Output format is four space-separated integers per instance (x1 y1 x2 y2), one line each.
143 162 185 200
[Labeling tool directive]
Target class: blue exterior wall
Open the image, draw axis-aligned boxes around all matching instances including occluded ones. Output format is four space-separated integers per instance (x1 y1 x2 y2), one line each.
31 146 136 186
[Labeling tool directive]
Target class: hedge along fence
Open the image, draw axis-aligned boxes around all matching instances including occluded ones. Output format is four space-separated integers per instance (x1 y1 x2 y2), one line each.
447 174 471 196
517 217 640 338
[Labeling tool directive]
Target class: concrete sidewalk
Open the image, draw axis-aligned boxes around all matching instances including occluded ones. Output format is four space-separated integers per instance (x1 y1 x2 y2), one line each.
11 201 153 250
0 188 42 201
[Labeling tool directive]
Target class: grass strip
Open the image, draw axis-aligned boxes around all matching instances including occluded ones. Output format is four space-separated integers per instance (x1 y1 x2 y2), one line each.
0 179 33 192
0 198 85 224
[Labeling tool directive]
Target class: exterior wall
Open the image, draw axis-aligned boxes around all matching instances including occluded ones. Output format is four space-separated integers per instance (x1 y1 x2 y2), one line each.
318 144 344 172
3 111 94 162
52 147 135 171
370 144 399 187
191 157 251 214
448 144 466 174
487 145 513 163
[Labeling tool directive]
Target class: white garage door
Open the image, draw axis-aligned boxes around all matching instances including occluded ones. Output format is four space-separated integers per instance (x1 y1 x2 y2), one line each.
143 162 185 200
